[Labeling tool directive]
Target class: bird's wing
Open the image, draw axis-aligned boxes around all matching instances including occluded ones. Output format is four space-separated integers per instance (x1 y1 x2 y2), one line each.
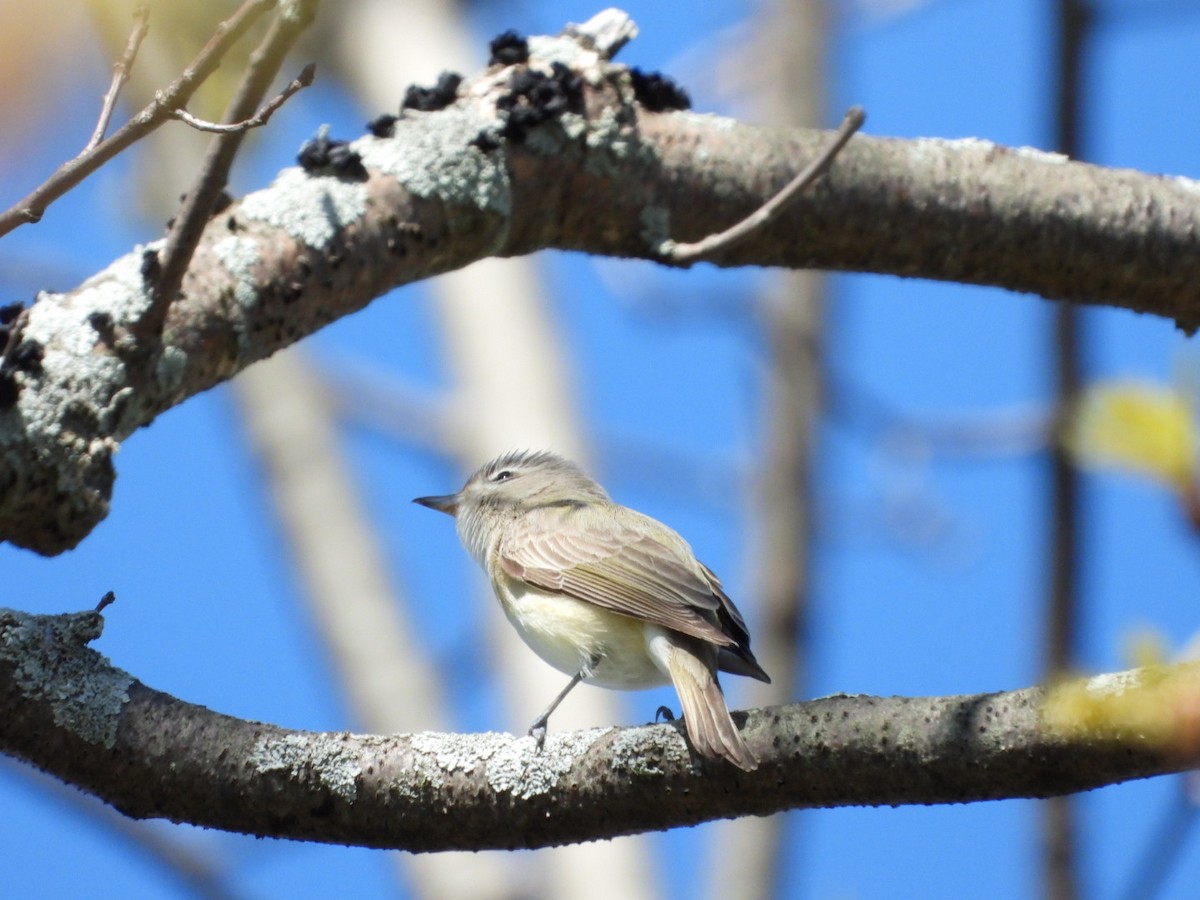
497 504 736 648
699 562 751 645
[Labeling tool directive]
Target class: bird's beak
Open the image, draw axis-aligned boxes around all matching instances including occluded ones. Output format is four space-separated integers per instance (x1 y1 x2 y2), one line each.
413 493 459 516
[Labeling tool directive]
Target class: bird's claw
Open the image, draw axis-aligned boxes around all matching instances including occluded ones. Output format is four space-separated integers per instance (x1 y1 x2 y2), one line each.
527 717 549 751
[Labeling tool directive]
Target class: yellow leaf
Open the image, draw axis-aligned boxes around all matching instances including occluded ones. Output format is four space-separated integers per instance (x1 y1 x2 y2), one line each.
1062 381 1197 489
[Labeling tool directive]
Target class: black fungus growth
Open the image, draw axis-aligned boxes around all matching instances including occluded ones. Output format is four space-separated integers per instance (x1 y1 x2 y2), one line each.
88 311 114 338
630 68 691 112
0 302 22 328
402 72 463 112
469 131 501 153
0 303 42 409
366 113 398 138
496 62 583 142
7 339 43 375
140 248 161 283
297 128 368 180
489 30 529 66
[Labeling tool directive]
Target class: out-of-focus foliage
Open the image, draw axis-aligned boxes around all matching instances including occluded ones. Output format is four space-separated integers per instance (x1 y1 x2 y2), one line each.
1063 380 1198 491
1044 660 1200 758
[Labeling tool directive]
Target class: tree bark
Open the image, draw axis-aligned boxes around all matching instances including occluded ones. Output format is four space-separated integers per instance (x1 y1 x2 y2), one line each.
1 605 1193 852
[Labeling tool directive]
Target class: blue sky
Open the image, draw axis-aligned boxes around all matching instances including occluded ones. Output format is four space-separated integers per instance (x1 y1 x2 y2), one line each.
2 1 1199 898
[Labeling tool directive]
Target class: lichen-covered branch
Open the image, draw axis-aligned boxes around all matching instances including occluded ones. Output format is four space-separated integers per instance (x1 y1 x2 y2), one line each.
4 8 1199 555
0 606 1192 852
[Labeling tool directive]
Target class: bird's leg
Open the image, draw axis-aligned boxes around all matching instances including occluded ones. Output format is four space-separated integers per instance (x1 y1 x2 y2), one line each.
527 656 598 749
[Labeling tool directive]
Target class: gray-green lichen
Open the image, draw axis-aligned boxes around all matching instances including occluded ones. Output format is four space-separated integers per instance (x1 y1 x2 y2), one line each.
212 235 264 310
0 608 133 749
154 346 188 395
249 731 362 802
13 246 160 446
22 247 150 359
240 167 369 249
212 234 265 360
356 111 512 217
409 729 606 799
583 105 644 179
639 205 672 255
608 723 691 775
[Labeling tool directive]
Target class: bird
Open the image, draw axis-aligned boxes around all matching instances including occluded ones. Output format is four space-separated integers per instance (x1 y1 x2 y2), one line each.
414 449 769 770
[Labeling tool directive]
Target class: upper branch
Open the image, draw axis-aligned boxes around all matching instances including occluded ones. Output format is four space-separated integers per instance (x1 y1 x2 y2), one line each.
0 606 1192 852
3 8 1199 554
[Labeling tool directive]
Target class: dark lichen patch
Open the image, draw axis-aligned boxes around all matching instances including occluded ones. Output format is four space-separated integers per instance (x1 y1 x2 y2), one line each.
496 62 583 142
297 128 368 181
365 114 398 138
8 339 43 375
0 302 24 329
140 248 161 283
489 30 529 66
469 130 501 153
402 72 464 113
0 302 38 409
630 68 691 112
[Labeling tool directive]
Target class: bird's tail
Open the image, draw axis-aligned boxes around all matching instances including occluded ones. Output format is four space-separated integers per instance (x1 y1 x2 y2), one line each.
666 640 758 772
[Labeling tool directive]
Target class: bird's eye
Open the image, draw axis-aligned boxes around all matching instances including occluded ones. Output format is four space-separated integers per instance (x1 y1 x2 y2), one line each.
492 469 514 482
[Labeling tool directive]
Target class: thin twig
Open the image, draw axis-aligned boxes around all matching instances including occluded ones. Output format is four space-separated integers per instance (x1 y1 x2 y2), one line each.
84 4 151 153
0 0 274 239
144 1 317 339
662 105 865 263
170 63 315 134
1044 2 1091 899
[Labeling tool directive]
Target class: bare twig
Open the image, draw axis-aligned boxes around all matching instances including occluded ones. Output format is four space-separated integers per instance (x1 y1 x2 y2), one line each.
1044 2 1091 898
145 1 317 338
85 4 151 153
662 105 865 263
170 63 315 134
95 591 116 613
712 6 829 899
0 0 274 239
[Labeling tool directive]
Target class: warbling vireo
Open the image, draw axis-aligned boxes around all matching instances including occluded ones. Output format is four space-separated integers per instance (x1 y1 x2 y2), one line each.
415 449 769 771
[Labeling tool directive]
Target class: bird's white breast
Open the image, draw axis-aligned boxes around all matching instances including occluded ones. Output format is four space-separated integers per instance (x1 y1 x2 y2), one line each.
494 576 670 690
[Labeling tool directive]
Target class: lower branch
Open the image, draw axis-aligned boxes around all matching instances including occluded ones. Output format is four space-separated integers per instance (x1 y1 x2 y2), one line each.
0 607 1193 852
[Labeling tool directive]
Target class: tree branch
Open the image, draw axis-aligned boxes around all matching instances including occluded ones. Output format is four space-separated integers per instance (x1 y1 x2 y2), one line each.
148 1 318 341
85 3 151 153
0 0 275 238
168 65 313 134
4 8 1200 555
1 605 1193 852
660 105 865 263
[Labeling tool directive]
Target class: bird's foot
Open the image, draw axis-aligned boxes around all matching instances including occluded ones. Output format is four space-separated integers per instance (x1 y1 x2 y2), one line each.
527 715 549 751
